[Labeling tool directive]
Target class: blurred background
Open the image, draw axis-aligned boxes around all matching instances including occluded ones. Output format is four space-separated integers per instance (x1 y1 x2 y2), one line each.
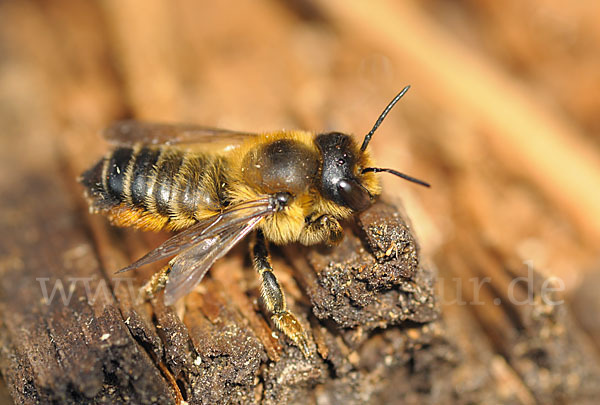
1 0 600 402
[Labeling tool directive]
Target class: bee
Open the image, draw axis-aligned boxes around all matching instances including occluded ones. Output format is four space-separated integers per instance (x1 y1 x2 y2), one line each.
79 86 429 357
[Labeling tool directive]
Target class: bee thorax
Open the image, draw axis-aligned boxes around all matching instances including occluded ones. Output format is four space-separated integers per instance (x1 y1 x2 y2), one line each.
242 139 319 195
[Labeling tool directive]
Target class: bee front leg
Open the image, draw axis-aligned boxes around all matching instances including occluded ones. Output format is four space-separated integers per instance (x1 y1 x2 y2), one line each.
300 214 344 246
251 229 311 358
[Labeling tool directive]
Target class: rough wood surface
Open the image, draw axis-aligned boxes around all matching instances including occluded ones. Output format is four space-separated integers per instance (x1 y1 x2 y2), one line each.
0 167 446 403
1 0 600 404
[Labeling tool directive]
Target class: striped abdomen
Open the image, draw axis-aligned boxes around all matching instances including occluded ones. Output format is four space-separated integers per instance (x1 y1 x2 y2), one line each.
80 146 228 231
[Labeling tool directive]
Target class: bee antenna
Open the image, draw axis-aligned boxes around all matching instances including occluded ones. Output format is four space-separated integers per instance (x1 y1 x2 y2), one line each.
360 85 411 152
362 167 430 188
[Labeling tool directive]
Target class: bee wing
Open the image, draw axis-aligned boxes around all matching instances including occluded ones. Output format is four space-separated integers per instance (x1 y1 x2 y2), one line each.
163 213 263 304
103 120 259 148
117 198 274 273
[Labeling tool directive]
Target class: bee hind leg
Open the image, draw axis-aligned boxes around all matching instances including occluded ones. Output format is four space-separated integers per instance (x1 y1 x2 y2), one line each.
251 230 311 358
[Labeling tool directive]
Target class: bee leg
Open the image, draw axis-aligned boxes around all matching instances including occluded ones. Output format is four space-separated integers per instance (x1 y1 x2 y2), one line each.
251 229 311 358
303 214 344 245
140 264 171 301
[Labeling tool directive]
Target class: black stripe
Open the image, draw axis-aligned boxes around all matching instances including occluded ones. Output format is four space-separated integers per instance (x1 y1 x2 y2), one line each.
130 147 160 206
175 156 203 217
107 148 134 201
213 156 230 206
153 150 185 215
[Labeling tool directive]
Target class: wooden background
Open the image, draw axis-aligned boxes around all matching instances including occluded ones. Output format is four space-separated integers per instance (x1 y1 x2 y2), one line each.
1 0 600 404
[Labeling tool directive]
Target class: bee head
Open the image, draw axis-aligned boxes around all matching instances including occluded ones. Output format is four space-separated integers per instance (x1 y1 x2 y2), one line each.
315 86 430 212
315 132 373 211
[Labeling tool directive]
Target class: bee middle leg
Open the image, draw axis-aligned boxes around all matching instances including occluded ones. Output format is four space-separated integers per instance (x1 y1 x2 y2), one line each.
251 229 311 357
140 265 171 301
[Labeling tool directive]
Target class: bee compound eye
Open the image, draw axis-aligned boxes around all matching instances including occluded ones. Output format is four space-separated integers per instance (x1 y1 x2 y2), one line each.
337 179 351 193
338 179 371 211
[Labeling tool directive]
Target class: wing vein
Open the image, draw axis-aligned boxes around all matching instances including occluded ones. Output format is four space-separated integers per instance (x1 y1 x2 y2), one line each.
116 197 274 273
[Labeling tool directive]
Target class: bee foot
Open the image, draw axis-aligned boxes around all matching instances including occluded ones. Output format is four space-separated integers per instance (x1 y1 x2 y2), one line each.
138 265 170 303
272 312 312 358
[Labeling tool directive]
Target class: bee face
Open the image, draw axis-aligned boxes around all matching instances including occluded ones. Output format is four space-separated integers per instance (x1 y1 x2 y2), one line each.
315 132 373 212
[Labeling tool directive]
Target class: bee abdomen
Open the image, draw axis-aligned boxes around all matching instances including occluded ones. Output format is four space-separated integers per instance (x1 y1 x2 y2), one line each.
148 148 186 216
170 155 224 218
81 146 227 230
80 146 137 208
130 147 161 206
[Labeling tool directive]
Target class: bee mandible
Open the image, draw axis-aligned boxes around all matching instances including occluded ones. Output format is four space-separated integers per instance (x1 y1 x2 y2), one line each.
80 85 429 357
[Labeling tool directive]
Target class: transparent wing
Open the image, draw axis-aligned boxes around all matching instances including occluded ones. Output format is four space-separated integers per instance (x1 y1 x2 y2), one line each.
104 120 259 148
163 214 263 305
116 197 274 273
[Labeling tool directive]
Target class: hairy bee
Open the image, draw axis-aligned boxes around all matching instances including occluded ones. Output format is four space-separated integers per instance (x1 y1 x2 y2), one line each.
80 86 429 357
